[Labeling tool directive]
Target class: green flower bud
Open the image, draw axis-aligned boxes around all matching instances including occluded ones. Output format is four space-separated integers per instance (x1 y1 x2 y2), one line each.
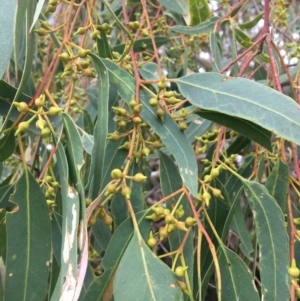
41 127 51 138
103 214 113 226
185 217 197 227
133 173 147 183
14 102 29 112
111 169 122 179
78 49 91 58
133 104 143 114
121 186 132 199
159 227 169 240
75 27 88 35
58 53 70 63
165 214 175 224
156 107 165 122
175 266 188 277
149 97 159 107
176 205 185 219
15 121 30 135
47 106 63 116
35 94 45 107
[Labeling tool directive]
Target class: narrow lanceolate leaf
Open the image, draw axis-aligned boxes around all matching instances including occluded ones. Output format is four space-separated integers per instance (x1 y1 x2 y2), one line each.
5 171 51 301
218 245 259 301
139 62 159 81
114 232 183 301
14 0 31 69
0 131 15 162
239 12 264 30
50 187 80 301
210 33 222 71
62 113 84 183
156 0 188 15
29 0 46 32
12 0 36 106
265 159 289 214
140 89 198 196
62 113 84 200
188 0 211 26
198 109 272 150
88 54 110 198
176 73 300 146
82 211 151 301
61 113 86 257
170 16 217 35
0 1 16 78
103 58 198 196
243 181 290 301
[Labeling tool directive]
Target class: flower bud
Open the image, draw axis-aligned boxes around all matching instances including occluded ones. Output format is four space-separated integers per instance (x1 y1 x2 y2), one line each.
111 169 122 179
47 106 63 116
133 173 147 183
14 102 29 112
59 53 70 63
121 186 132 199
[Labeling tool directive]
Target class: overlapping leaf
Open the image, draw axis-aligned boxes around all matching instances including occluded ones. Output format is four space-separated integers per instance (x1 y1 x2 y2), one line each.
176 73 300 146
243 181 290 301
5 171 51 301
103 59 198 196
0 1 16 78
114 232 183 301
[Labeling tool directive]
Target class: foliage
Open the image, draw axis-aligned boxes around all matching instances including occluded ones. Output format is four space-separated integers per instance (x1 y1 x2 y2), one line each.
0 0 300 300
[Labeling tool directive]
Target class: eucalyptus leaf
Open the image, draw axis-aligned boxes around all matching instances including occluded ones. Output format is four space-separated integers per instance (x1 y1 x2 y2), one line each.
114 232 183 301
176 73 300 146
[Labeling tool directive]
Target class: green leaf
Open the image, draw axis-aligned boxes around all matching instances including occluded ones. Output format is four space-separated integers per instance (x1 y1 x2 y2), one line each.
13 0 36 101
0 131 15 162
226 135 251 156
97 29 112 59
113 36 169 53
218 245 260 301
87 54 109 198
210 32 222 71
62 113 84 185
92 219 111 251
226 156 254 259
170 16 217 35
114 232 183 301
239 12 264 30
234 28 253 48
188 0 211 26
265 159 289 214
81 132 94 155
82 211 151 301
139 62 159 81
197 110 272 151
29 0 46 32
140 89 198 196
0 184 14 210
0 0 16 78
5 171 51 301
176 73 300 146
243 181 290 301
50 187 80 301
185 118 212 143
156 0 188 15
0 210 7 257
14 0 32 69
103 59 198 196
88 55 128 198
